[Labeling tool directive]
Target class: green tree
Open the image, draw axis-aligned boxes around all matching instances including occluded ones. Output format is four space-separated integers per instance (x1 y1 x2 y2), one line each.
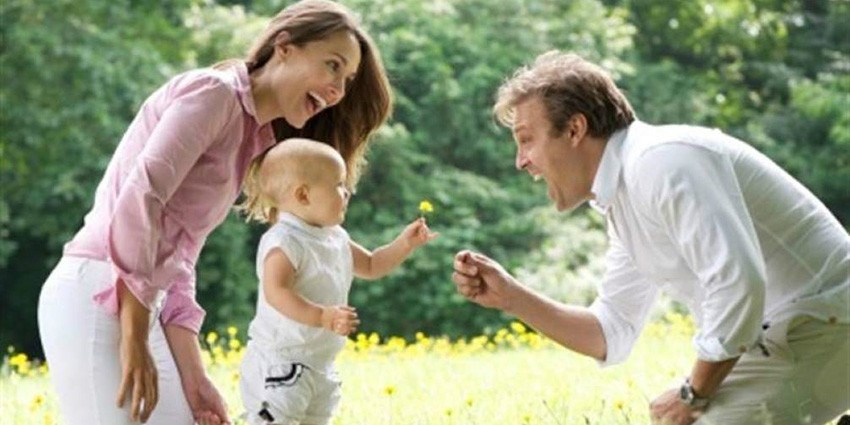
0 0 193 354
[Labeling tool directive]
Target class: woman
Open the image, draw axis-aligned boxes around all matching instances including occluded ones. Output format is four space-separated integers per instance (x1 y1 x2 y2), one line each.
36 1 391 424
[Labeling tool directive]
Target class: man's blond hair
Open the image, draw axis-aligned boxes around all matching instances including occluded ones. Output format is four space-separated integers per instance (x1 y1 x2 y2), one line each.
494 51 635 138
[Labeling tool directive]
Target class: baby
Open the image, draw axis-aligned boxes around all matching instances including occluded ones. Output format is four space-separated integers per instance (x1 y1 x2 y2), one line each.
238 138 437 425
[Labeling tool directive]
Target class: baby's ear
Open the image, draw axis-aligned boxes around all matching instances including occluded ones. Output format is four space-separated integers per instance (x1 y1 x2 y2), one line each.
294 184 311 205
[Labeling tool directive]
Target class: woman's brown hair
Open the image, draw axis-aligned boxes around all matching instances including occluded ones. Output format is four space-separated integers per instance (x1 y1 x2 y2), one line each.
238 0 392 222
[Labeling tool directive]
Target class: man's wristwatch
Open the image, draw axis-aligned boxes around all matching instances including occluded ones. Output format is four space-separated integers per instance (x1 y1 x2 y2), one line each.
678 379 710 408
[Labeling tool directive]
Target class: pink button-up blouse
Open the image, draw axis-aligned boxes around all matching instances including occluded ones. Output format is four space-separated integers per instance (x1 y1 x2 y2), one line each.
64 63 276 334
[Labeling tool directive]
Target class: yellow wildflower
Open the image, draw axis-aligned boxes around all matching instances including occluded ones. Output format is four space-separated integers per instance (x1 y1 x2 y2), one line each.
418 200 434 213
228 338 241 350
29 394 45 412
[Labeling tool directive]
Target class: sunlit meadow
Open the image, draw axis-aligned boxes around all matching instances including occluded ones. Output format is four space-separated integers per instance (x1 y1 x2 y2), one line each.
3 313 843 424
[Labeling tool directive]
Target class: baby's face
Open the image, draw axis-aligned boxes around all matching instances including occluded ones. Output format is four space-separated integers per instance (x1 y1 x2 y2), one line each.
303 158 350 227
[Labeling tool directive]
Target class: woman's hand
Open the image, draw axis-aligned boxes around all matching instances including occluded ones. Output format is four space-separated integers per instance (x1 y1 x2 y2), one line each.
164 325 232 424
184 375 231 425
116 336 159 422
116 279 158 422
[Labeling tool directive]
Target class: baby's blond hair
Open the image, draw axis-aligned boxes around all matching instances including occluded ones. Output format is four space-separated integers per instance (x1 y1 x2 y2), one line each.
239 138 345 224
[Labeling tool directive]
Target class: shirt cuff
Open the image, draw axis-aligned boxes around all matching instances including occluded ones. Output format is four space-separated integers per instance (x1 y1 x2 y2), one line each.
159 292 206 335
588 300 634 367
92 269 163 316
693 332 763 362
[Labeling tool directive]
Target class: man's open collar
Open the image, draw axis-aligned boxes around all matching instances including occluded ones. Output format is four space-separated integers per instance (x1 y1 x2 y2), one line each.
589 123 632 214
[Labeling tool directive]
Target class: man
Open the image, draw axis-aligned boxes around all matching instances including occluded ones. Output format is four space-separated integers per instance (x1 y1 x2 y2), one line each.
451 51 849 424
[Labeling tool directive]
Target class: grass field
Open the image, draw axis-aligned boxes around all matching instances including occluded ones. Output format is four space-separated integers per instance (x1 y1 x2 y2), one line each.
2 313 844 424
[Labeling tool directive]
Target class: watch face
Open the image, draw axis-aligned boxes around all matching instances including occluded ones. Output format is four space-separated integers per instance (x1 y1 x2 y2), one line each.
679 383 693 404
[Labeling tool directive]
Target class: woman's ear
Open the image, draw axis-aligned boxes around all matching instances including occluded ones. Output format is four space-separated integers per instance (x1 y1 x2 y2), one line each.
273 31 293 59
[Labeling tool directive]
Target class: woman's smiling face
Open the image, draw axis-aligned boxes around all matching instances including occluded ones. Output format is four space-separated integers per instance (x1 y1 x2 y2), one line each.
268 30 361 129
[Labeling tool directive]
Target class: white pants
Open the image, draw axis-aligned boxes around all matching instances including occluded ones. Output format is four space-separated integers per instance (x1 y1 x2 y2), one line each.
697 315 850 425
38 256 194 425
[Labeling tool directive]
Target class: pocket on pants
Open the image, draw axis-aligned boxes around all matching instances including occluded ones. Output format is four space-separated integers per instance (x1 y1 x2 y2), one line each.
257 362 311 424
264 363 306 389
761 316 809 362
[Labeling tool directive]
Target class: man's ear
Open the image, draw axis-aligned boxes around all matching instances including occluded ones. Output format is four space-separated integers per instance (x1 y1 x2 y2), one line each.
294 184 310 205
566 113 589 148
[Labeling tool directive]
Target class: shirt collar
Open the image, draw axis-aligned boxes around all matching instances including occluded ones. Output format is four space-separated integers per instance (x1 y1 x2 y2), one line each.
278 211 335 240
589 124 629 214
232 62 276 151
232 62 259 119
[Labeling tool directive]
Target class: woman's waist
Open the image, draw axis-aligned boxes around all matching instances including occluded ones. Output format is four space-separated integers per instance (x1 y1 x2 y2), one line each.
64 211 208 262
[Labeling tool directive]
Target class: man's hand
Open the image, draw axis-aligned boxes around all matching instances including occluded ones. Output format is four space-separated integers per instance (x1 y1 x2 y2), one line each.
321 305 360 336
451 250 519 312
183 375 231 425
649 388 704 425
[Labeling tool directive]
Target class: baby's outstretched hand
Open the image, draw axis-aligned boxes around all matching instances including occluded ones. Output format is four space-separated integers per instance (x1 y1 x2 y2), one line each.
320 305 359 336
402 217 439 250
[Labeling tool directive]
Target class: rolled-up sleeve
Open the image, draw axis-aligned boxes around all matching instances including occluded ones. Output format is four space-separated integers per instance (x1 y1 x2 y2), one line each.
589 222 659 367
106 78 239 314
634 143 766 361
160 262 206 334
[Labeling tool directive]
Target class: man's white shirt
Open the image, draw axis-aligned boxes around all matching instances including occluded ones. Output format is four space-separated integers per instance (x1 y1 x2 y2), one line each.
587 120 849 366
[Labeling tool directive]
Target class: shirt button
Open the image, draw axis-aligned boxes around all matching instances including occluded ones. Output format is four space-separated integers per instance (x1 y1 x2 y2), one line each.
828 316 837 324
738 345 747 354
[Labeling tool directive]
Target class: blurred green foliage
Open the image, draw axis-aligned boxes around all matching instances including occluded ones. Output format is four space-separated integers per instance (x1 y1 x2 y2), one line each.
2 0 847 356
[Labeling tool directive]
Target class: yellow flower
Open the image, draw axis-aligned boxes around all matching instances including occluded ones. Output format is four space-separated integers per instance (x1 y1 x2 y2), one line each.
206 331 219 345
418 200 434 214
228 339 241 350
227 326 238 337
10 352 27 366
30 394 46 412
383 385 396 396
